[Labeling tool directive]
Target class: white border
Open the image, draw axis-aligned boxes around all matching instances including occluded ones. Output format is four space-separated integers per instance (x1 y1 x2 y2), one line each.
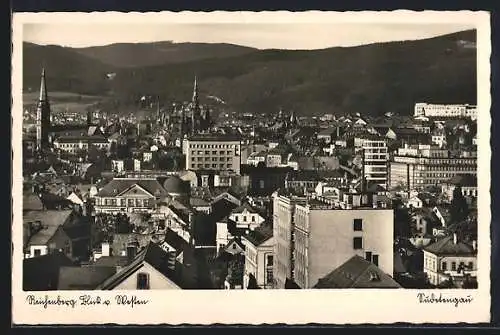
12 11 491 325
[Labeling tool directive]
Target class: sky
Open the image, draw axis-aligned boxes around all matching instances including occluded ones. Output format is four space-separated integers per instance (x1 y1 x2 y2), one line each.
23 23 475 50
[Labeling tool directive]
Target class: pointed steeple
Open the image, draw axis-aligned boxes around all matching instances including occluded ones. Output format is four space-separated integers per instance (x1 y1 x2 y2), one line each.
36 67 51 150
192 75 199 104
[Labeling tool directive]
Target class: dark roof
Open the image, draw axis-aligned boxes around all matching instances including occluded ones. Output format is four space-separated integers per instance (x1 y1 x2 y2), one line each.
163 228 190 255
63 222 90 240
447 174 477 187
211 198 239 222
163 175 190 195
96 178 167 197
424 235 476 256
232 202 260 214
97 242 186 289
244 224 273 246
23 193 44 211
93 256 130 267
58 266 116 290
187 134 241 142
23 251 74 291
286 170 321 182
313 255 401 289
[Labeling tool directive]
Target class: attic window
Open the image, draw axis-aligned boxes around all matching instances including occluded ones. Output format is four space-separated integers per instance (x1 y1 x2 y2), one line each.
136 272 150 290
369 271 380 282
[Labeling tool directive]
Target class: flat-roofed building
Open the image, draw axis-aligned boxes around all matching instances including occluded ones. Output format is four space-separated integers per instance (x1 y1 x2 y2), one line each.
185 135 242 174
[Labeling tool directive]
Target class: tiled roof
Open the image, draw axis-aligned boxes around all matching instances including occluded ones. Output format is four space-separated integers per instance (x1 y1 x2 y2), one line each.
23 193 44 211
313 255 402 289
96 178 167 197
163 228 190 255
24 210 74 246
58 266 116 290
244 224 273 246
424 235 476 256
231 202 260 214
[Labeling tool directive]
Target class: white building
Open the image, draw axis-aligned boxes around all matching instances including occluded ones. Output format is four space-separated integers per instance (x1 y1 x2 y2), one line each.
242 225 275 289
362 138 388 191
414 103 477 119
273 191 393 289
185 135 242 174
423 234 477 287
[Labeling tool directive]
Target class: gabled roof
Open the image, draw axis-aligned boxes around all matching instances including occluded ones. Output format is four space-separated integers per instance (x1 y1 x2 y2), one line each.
424 235 476 256
23 193 44 211
231 202 260 215
58 266 116 290
163 228 190 256
313 255 401 289
96 178 167 197
97 242 185 289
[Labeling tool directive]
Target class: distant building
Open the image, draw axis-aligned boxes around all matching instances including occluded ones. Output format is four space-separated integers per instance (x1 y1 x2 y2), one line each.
53 135 110 154
389 144 477 190
414 103 477 120
185 135 242 174
362 138 388 191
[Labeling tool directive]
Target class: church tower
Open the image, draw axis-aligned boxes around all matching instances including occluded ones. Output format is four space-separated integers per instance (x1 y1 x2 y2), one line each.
36 68 51 150
191 76 201 135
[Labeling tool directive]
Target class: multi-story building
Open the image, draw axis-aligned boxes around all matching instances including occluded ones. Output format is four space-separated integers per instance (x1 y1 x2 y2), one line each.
272 192 307 289
53 135 111 154
242 224 274 289
362 138 388 191
273 191 394 289
389 144 477 190
414 103 477 120
423 234 477 287
185 135 242 174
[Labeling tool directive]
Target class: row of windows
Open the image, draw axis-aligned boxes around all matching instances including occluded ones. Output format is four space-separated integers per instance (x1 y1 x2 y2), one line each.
189 143 237 149
191 163 233 169
98 198 153 207
233 215 257 222
191 150 234 156
441 261 474 271
192 156 232 162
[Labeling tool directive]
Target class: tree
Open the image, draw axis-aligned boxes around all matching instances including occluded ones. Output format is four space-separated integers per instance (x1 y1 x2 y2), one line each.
450 185 469 225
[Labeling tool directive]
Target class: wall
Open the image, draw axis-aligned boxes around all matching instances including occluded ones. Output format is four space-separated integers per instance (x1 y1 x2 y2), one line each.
113 263 181 290
296 208 394 288
423 250 477 286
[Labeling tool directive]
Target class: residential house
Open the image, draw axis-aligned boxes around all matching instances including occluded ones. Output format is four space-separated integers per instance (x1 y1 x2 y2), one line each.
23 251 74 291
57 266 117 290
96 242 192 289
423 234 477 287
242 224 274 289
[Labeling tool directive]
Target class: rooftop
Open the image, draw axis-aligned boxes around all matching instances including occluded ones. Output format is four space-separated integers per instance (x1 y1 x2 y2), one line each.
424 235 476 256
313 255 402 289
58 266 116 290
244 224 273 246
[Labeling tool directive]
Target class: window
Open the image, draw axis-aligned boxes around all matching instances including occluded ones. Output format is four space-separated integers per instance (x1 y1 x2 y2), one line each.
267 255 273 266
451 262 457 271
353 219 363 231
34 249 41 256
232 244 237 250
243 216 247 222
442 262 447 271
372 254 379 266
468 262 473 270
365 252 372 262
235 216 239 222
137 273 150 290
251 216 255 222
353 237 363 249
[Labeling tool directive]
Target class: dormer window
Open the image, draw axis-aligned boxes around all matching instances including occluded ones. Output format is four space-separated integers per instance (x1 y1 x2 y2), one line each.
137 272 150 290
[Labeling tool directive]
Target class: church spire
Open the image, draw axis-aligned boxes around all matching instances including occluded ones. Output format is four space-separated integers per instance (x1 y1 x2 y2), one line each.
192 75 199 105
36 67 51 150
39 67 48 102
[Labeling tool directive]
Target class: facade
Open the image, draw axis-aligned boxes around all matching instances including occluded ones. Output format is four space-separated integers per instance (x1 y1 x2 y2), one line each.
423 234 477 287
53 136 111 154
362 138 388 191
414 103 477 119
93 178 168 214
389 145 477 190
292 200 394 288
185 135 242 174
242 225 274 289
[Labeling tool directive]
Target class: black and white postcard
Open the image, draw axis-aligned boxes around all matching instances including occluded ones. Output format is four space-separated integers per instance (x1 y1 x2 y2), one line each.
11 10 492 325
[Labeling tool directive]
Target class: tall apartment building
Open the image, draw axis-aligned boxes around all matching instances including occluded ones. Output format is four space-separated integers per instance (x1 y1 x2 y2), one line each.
184 135 242 174
362 138 388 191
389 144 477 190
273 191 394 289
414 103 477 119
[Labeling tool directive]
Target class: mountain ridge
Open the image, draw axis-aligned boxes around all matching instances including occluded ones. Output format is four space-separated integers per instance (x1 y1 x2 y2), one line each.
23 29 477 117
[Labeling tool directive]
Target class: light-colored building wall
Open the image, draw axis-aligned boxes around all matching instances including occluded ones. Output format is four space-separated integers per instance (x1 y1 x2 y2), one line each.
112 263 181 290
293 207 394 289
243 238 275 288
185 138 241 174
423 250 477 286
363 139 388 190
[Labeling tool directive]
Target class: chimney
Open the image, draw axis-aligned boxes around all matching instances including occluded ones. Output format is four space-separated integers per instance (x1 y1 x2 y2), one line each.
127 245 137 263
102 242 110 257
453 233 458 245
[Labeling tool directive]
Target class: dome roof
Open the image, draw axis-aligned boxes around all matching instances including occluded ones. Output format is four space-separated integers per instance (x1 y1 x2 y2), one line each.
163 175 189 195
